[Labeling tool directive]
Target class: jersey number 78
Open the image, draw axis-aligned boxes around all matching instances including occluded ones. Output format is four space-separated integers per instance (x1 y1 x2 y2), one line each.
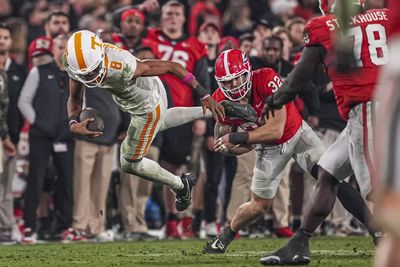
348 23 389 66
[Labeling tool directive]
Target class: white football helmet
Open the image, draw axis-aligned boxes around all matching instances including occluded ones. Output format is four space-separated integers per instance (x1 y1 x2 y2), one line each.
66 30 106 87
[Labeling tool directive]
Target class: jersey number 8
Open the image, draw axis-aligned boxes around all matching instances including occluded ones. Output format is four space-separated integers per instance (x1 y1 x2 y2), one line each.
110 61 122 70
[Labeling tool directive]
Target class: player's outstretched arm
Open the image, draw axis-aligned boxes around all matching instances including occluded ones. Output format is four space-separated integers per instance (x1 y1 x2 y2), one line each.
265 46 323 114
67 79 102 137
134 59 225 120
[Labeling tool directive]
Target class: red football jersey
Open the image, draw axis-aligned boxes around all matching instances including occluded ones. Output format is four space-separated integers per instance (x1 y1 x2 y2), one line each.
212 68 302 145
387 0 400 36
304 9 390 120
147 28 208 107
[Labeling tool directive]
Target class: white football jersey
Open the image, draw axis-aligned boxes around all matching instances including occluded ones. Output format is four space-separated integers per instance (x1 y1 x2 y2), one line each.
67 43 164 115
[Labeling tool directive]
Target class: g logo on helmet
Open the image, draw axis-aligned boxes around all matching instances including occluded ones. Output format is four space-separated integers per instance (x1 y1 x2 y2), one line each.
66 30 106 88
303 32 310 44
242 53 248 65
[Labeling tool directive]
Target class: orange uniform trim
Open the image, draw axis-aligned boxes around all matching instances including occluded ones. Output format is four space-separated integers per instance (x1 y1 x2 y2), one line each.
74 32 87 70
143 105 161 154
132 111 154 160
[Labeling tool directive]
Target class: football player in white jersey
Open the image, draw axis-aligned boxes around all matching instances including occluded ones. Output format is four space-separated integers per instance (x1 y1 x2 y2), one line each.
64 30 229 212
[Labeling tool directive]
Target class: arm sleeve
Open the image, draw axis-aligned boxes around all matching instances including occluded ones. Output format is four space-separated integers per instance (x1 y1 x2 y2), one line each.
299 81 320 116
205 118 215 138
18 67 39 124
272 46 325 106
193 57 211 105
0 72 9 139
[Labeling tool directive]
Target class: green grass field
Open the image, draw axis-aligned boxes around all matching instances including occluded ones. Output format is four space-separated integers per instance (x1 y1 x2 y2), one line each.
0 236 373 267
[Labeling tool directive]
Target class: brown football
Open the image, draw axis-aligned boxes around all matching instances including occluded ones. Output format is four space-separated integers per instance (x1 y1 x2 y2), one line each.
79 108 104 132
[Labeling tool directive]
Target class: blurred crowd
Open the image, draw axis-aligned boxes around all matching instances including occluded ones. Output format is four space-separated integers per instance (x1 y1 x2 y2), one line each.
0 0 385 244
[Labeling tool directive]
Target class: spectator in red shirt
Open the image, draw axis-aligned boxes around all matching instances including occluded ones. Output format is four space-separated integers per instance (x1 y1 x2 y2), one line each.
147 0 211 239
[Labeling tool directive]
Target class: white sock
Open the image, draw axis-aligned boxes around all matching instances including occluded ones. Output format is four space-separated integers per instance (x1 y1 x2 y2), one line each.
120 156 183 191
160 106 211 132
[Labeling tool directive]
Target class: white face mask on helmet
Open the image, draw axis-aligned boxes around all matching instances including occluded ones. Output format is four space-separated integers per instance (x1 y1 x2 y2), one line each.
65 30 107 87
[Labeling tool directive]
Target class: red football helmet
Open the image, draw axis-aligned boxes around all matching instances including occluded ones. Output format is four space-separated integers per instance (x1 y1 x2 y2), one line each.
215 49 252 101
319 0 364 15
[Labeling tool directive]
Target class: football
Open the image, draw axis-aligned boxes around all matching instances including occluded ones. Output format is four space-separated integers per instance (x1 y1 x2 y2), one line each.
79 107 104 132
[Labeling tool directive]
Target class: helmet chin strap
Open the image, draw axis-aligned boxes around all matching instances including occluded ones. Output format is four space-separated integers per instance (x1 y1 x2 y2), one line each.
82 70 106 88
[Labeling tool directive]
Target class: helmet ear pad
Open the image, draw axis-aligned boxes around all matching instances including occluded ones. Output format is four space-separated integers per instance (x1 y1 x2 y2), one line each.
214 49 253 101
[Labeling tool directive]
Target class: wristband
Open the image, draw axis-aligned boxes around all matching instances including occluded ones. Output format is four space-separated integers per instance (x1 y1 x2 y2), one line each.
200 94 210 101
68 115 79 128
229 132 249 145
194 83 209 99
182 72 195 86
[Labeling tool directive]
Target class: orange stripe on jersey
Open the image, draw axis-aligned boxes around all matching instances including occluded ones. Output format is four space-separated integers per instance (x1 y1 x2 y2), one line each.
143 105 161 154
103 43 122 51
132 111 154 161
74 32 87 70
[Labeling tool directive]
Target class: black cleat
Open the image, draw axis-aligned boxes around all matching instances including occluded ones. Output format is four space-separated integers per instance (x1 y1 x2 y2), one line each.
174 173 197 211
203 227 236 254
220 100 258 123
260 240 311 265
203 236 228 254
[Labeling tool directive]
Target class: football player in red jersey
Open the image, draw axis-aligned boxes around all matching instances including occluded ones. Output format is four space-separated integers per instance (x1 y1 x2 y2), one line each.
146 0 211 238
202 49 378 255
147 1 210 108
261 0 388 265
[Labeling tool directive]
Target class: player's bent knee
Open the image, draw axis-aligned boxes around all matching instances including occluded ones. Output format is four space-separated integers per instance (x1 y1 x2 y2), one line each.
120 156 143 174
